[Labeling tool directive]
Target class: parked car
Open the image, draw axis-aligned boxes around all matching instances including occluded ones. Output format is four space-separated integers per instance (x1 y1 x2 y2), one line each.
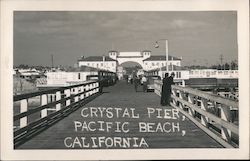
146 75 161 92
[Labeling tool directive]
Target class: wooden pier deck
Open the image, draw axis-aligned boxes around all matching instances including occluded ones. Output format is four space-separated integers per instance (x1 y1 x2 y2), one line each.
18 81 222 149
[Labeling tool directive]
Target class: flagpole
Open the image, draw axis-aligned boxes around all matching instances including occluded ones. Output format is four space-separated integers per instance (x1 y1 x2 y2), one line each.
165 40 168 72
155 39 169 74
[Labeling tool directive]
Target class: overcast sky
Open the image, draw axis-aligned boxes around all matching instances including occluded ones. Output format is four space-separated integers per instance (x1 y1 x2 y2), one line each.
14 11 237 67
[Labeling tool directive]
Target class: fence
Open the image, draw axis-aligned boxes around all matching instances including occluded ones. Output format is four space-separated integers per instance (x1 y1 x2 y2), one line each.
13 81 99 148
154 80 239 148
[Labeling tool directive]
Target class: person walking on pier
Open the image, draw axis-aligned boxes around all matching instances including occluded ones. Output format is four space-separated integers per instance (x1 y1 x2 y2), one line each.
134 75 139 92
141 75 147 92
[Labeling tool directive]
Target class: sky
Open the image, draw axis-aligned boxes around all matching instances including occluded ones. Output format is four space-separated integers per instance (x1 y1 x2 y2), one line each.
14 11 238 67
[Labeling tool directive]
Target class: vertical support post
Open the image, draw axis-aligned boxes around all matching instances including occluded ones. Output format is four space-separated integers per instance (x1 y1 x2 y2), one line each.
56 91 61 111
188 94 195 117
65 89 71 107
221 104 232 142
41 94 48 118
178 91 185 110
171 89 178 106
182 80 185 87
159 83 162 96
200 98 209 127
80 85 84 100
165 40 168 72
96 82 99 93
20 99 28 128
86 85 89 97
91 83 94 95
90 84 93 95
74 87 79 102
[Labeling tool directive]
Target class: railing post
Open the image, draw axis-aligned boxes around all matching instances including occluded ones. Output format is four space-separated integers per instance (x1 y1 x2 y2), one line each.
86 85 89 97
182 79 185 87
96 82 99 93
178 91 185 110
41 94 48 118
90 83 94 95
187 94 195 117
221 104 232 142
171 89 178 106
90 84 93 95
200 98 209 127
80 85 84 100
20 99 28 128
56 91 61 111
65 89 71 106
74 87 79 102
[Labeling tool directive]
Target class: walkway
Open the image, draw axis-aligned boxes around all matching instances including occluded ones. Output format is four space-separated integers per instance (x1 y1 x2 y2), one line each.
18 81 222 149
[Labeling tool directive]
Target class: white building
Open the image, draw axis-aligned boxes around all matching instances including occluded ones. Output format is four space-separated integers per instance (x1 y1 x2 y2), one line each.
78 50 182 72
78 55 117 73
37 66 99 88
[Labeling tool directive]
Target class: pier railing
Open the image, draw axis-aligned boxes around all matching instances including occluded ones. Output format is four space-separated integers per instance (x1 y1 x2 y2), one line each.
154 80 239 148
13 81 99 148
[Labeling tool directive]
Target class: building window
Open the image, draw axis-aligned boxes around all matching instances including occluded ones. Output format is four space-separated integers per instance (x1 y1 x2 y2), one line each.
145 62 148 66
78 73 81 80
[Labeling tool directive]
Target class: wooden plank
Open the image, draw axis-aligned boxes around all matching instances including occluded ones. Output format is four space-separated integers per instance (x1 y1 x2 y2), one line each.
17 81 222 149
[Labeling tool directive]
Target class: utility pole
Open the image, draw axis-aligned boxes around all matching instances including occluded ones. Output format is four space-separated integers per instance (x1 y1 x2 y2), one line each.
220 54 223 70
51 54 54 68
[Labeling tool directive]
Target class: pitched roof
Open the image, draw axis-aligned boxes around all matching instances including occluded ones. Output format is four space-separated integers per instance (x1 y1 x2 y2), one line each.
143 55 181 61
147 65 185 72
78 56 116 62
66 66 99 72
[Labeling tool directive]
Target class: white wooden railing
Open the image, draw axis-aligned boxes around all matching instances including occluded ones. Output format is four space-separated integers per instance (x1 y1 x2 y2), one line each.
13 81 100 148
154 80 239 148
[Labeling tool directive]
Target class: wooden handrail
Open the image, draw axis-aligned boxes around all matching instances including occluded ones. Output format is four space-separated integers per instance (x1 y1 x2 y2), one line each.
172 95 238 134
14 80 97 101
154 80 239 148
13 81 100 147
154 80 238 108
13 87 98 121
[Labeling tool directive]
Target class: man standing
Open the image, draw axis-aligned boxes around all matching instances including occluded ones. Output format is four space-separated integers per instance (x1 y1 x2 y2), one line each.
161 73 169 106
166 72 175 105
